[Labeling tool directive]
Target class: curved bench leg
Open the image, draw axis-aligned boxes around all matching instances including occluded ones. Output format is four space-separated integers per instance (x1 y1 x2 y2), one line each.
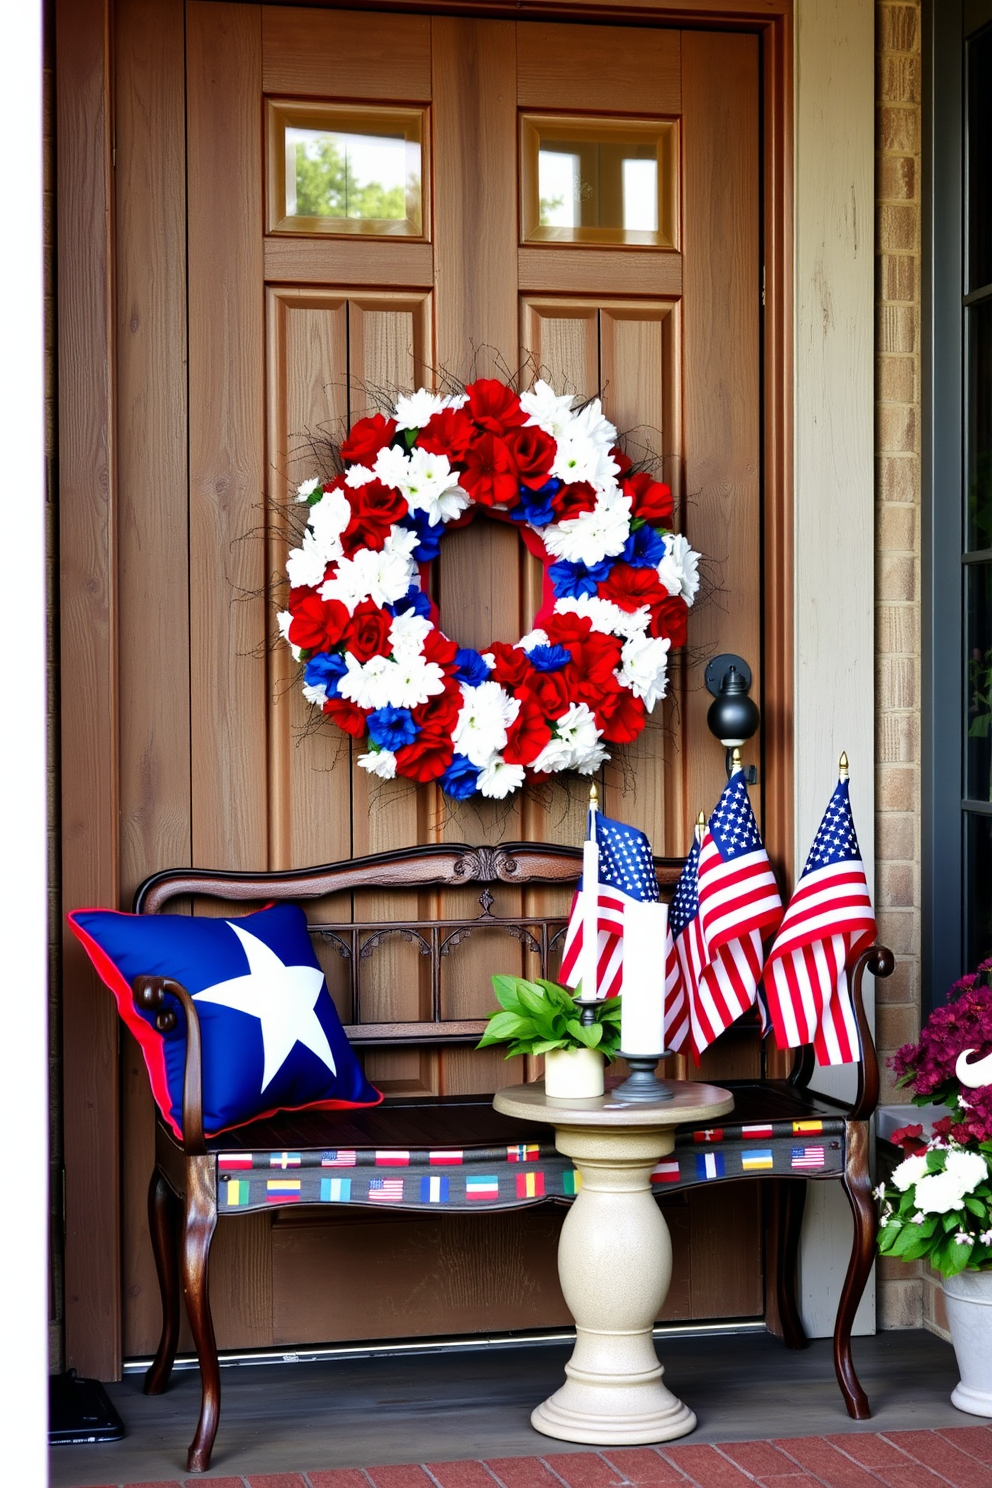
144 1169 181 1395
182 1157 221 1473
766 1178 809 1349
834 1120 875 1420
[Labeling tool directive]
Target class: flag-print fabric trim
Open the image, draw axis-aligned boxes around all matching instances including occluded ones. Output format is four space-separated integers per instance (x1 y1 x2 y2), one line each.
213 1121 847 1213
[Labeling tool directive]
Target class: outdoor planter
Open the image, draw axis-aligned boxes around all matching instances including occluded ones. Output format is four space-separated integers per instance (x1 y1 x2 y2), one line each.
543 1046 605 1099
944 1269 992 1416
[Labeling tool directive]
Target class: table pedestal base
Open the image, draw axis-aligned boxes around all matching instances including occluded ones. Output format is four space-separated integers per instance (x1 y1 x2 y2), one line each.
532 1336 696 1444
533 1123 696 1446
492 1080 734 1449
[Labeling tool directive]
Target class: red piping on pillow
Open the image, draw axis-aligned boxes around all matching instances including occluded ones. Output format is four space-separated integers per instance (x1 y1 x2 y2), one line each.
67 909 182 1139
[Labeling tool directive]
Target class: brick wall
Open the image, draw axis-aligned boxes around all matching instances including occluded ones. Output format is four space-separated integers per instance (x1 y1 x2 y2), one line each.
874 0 929 1333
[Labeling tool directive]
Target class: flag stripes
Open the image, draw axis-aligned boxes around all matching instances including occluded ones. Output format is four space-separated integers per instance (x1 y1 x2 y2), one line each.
763 778 876 1065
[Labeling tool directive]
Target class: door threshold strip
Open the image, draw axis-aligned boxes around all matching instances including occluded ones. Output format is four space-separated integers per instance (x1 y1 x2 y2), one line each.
122 1319 767 1373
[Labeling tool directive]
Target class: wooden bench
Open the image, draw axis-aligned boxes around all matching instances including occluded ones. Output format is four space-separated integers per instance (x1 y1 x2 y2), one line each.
132 841 891 1472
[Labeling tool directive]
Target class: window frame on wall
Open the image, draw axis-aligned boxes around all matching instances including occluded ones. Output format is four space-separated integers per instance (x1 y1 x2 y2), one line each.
923 0 992 1010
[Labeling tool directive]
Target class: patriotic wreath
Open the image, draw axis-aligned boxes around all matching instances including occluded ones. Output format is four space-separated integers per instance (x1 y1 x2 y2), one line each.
278 379 701 801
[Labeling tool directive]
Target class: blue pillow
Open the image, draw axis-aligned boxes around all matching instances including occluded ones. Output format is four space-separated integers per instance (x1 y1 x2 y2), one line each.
68 902 381 1139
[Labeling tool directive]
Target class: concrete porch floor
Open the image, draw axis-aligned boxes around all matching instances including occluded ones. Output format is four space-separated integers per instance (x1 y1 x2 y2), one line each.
50 1328 987 1488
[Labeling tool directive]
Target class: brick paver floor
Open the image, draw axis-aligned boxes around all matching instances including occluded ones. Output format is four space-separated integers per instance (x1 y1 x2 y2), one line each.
75 1426 992 1488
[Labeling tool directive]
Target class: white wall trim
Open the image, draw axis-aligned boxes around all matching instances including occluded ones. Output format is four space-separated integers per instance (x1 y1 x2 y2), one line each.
793 0 876 1337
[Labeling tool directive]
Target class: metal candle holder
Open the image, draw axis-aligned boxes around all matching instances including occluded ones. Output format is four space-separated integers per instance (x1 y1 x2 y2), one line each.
613 1053 675 1102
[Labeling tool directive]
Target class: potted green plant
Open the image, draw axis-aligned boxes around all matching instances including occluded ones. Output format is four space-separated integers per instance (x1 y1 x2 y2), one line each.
878 959 992 1414
478 975 622 1097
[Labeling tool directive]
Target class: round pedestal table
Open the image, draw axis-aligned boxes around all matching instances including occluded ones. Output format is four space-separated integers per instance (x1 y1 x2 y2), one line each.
493 1079 734 1446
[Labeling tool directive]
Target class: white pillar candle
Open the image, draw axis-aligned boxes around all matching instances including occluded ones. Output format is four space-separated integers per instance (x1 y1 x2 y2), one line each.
580 827 600 1001
620 900 668 1054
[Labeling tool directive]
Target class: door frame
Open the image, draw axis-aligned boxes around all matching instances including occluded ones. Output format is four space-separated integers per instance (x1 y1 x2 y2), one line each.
57 0 873 1376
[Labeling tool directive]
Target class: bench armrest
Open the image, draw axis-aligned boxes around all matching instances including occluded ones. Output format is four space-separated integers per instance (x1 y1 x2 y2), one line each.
789 943 893 1121
133 975 207 1155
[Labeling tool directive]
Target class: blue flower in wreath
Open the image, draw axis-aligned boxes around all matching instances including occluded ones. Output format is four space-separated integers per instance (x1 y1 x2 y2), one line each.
549 558 613 599
367 706 420 751
622 525 666 568
401 510 444 562
389 585 432 620
440 754 482 800
304 651 348 697
454 647 491 687
528 644 572 673
509 479 559 529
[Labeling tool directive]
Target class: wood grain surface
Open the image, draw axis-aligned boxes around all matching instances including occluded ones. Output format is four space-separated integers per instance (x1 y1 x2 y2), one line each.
57 0 121 1381
86 0 786 1363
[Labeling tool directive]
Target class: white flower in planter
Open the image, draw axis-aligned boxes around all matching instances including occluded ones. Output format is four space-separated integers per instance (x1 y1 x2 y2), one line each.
945 1147 988 1190
891 1154 929 1191
914 1170 969 1214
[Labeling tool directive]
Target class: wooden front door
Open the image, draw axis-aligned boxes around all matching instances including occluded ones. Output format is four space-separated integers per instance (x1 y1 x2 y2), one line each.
114 0 775 1358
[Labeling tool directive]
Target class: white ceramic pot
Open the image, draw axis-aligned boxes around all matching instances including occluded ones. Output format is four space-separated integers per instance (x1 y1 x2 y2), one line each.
544 1046 605 1099
944 1269 992 1415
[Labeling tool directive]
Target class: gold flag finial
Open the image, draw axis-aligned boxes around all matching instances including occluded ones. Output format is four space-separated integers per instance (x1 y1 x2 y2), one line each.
695 808 706 843
589 782 599 808
839 752 849 781
732 746 743 771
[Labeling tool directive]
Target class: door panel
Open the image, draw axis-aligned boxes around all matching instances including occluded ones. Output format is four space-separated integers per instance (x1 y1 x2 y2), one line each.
116 0 770 1355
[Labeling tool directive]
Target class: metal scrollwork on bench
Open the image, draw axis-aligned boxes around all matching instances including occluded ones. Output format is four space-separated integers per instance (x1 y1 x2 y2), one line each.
359 926 432 960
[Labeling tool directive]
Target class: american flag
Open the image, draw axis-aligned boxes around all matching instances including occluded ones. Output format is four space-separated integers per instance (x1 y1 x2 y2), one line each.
671 770 783 1059
559 809 660 1000
367 1177 404 1203
763 776 875 1065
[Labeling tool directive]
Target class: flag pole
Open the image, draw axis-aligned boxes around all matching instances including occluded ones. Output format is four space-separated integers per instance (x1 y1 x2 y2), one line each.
579 783 600 1004
839 751 849 781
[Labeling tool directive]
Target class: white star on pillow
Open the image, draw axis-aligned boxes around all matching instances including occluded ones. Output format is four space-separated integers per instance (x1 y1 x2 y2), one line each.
193 923 335 1092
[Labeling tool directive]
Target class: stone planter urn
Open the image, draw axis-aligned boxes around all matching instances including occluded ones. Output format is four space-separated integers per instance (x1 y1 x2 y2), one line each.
544 1046 605 1099
944 1270 992 1415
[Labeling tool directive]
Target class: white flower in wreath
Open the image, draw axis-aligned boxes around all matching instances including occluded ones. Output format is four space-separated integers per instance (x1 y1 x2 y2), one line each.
519 379 576 439
945 1147 988 1191
296 476 322 502
518 629 549 653
373 443 415 491
301 682 328 708
394 389 447 431
344 464 374 488
554 593 650 641
452 681 520 767
554 702 602 763
309 486 351 544
357 748 398 780
543 491 632 568
530 734 573 774
571 397 619 453
442 391 469 411
914 1170 969 1214
477 757 526 799
276 610 302 662
382 525 421 562
401 448 470 524
550 429 616 490
388 655 447 710
321 544 416 613
389 611 432 659
657 532 701 605
286 530 333 590
891 1154 929 1191
618 634 672 710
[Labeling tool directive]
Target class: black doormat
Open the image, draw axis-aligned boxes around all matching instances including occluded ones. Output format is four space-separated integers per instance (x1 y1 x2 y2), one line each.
49 1370 125 1445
